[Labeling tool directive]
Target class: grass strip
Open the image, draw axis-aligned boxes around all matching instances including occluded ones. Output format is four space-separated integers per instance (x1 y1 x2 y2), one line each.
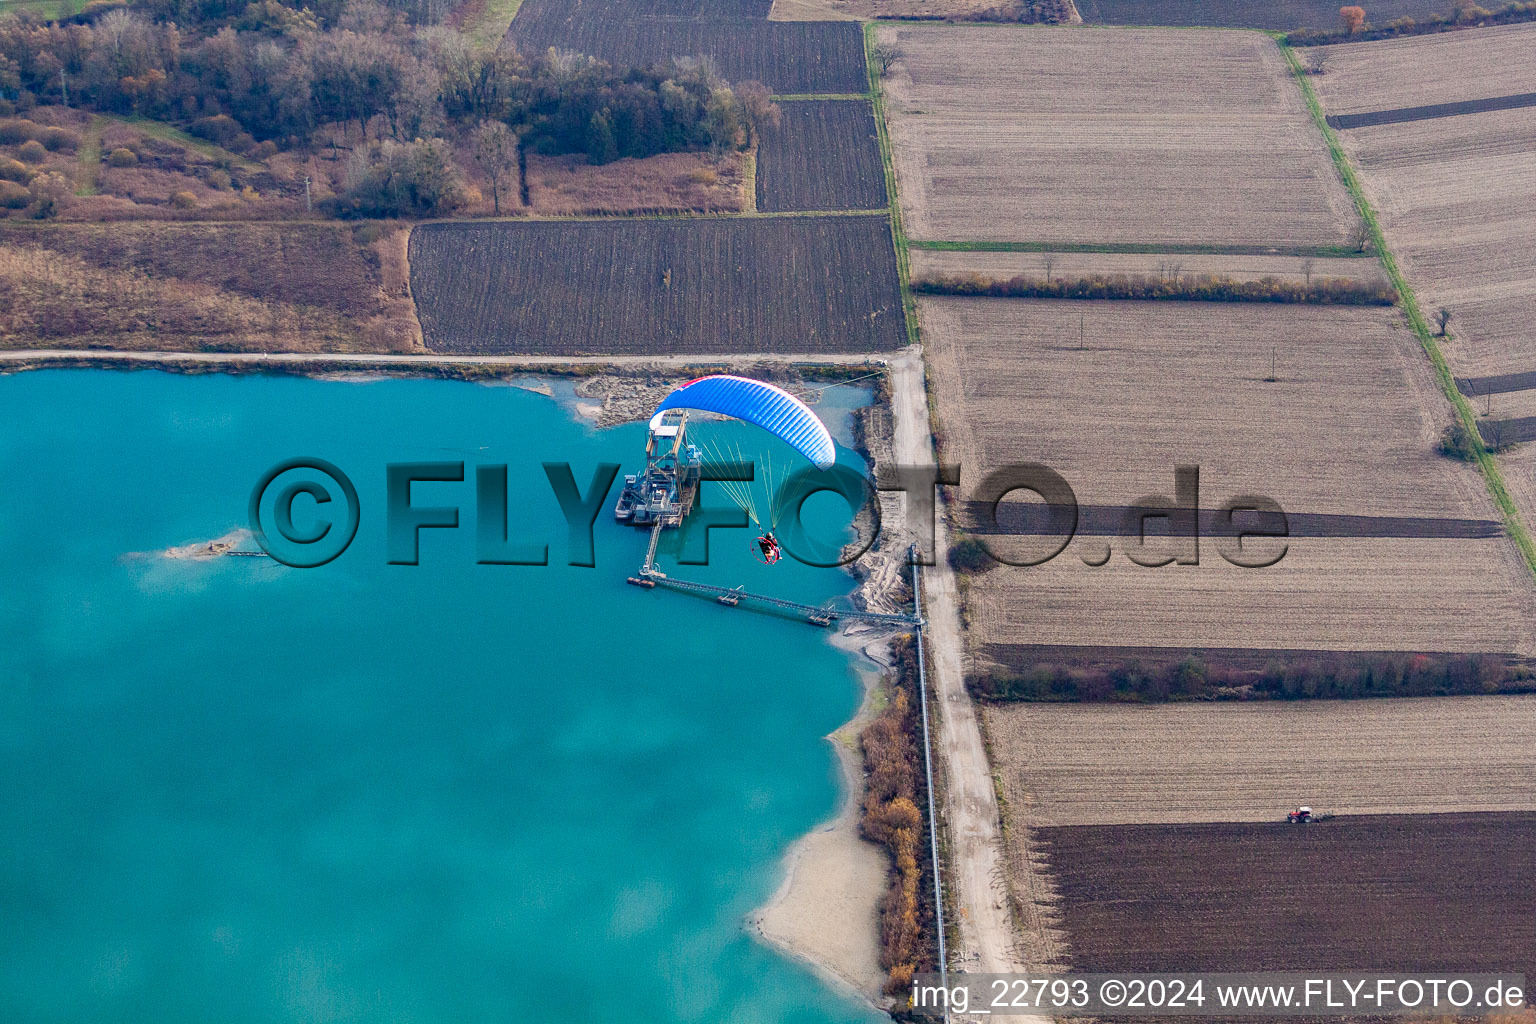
1281 40 1536 580
465 0 525 47
909 239 1373 257
864 21 920 349
104 115 262 171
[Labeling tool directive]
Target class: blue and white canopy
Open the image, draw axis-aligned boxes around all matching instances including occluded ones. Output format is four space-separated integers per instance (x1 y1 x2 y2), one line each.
650 375 837 470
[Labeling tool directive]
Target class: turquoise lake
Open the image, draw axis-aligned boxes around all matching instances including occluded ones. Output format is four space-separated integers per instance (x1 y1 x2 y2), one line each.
0 370 887 1024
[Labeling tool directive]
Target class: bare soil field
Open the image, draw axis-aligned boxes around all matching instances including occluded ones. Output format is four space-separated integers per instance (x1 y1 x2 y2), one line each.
909 250 1384 285
1313 22 1536 116
770 0 1073 21
509 14 867 94
756 100 887 213
986 695 1536 826
878 26 1358 246
525 151 749 215
1036 812 1536 984
512 0 773 25
1075 0 1445 30
1329 91 1536 130
1338 107 1536 382
0 221 419 352
409 216 906 354
921 296 1536 656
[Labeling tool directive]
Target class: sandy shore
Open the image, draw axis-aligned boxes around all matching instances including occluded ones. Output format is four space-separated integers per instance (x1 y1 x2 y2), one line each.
750 626 895 1008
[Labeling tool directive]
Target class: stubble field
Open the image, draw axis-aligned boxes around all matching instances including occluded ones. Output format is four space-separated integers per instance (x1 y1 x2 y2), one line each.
908 250 1384 286
409 216 906 355
1312 23 1536 116
877 26 1357 246
985 695 1536 826
921 296 1536 657
1037 812 1536 982
1332 107 1536 384
755 100 887 214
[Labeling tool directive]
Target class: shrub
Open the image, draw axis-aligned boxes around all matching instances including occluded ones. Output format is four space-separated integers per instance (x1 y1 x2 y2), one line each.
17 139 48 164
0 179 30 209
948 535 995 574
171 190 197 209
204 167 232 189
687 166 718 185
0 157 29 183
254 139 279 159
26 171 72 218
337 138 467 218
190 114 244 147
1437 422 1477 461
39 127 78 152
0 118 35 145
0 100 13 118
106 147 139 168
1288 0 1536 43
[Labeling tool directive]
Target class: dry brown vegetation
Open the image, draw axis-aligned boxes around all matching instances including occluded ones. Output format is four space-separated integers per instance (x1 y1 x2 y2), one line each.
921 296 1536 656
878 25 1357 245
525 151 749 215
859 640 936 995
0 222 420 352
1313 22 1536 115
985 695 1536 826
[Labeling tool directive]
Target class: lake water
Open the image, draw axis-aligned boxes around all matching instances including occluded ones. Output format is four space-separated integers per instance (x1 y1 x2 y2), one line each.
0 370 887 1024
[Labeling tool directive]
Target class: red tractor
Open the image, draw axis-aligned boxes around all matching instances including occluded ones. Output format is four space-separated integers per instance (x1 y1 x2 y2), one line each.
1287 806 1314 824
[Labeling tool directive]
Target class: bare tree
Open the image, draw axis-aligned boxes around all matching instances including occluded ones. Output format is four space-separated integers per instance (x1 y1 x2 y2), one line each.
1301 256 1315 286
1349 221 1371 252
734 80 781 148
472 120 516 215
1041 252 1056 283
1306 49 1329 75
1436 307 1453 336
873 43 899 76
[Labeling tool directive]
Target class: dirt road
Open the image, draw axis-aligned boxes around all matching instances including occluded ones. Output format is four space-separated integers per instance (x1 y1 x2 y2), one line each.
888 349 1044 1019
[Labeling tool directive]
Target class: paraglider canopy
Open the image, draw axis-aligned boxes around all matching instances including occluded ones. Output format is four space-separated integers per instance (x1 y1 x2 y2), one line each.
649 375 836 471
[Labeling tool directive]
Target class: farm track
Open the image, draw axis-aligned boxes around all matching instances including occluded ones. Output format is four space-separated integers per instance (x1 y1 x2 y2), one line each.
1036 812 1536 999
755 100 887 213
408 217 907 355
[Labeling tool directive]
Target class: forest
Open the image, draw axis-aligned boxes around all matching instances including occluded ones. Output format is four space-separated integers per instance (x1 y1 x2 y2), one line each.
0 0 774 215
